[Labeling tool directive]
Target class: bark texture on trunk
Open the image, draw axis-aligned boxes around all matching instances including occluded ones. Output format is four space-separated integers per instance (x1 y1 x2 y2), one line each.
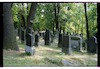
3 3 19 51
84 3 89 40
27 3 37 27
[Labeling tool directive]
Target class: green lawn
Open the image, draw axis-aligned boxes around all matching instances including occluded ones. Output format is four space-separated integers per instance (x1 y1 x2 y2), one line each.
3 37 97 67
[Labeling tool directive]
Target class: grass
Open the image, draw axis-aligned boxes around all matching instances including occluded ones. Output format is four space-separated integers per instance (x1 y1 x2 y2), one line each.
3 37 97 67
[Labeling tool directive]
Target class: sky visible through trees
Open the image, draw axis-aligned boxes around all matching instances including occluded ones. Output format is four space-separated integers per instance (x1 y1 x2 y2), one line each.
12 3 97 40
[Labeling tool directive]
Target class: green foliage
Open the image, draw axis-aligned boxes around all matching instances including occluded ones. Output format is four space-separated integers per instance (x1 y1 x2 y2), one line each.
12 3 97 38
87 3 97 37
59 3 97 38
33 3 55 31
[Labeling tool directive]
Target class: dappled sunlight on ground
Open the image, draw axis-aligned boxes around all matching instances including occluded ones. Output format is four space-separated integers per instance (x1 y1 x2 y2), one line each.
3 37 97 67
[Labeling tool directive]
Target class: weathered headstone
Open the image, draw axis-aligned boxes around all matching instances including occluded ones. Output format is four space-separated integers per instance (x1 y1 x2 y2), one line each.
26 33 34 46
71 36 82 51
43 32 45 39
18 28 21 39
44 29 51 45
58 33 63 48
82 40 87 51
62 35 72 55
39 32 42 36
87 36 97 53
50 31 54 43
25 27 35 56
21 29 25 43
34 34 39 47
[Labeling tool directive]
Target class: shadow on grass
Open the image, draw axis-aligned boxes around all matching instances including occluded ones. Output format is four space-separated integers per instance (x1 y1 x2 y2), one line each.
18 52 31 57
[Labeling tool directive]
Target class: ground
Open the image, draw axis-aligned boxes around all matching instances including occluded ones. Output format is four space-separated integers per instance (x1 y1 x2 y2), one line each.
3 37 97 67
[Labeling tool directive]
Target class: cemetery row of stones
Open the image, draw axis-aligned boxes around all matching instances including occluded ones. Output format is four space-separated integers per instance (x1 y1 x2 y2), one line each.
58 33 97 54
15 28 97 56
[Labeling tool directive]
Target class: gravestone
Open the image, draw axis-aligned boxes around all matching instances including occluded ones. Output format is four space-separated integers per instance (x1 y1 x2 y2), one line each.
44 29 51 45
25 27 35 56
43 32 45 39
87 36 97 53
26 33 34 46
82 40 87 51
39 32 42 36
21 29 25 43
50 31 54 43
18 28 21 39
62 35 72 55
58 33 63 48
34 34 39 47
71 36 82 51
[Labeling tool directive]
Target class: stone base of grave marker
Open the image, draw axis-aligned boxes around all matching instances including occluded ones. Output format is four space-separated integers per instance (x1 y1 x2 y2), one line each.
62 47 72 55
25 46 35 56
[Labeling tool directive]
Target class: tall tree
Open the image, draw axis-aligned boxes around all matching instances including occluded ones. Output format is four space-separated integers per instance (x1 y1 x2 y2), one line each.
3 3 19 51
26 3 37 44
84 3 89 40
0 3 3 67
27 3 37 27
54 3 59 32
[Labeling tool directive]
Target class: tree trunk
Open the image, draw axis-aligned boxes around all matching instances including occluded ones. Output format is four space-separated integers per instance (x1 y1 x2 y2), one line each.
53 21 55 35
81 17 83 38
26 3 37 45
27 3 37 27
54 3 57 30
3 3 19 51
57 3 60 32
59 25 61 33
0 3 3 67
84 3 89 40
84 3 90 53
